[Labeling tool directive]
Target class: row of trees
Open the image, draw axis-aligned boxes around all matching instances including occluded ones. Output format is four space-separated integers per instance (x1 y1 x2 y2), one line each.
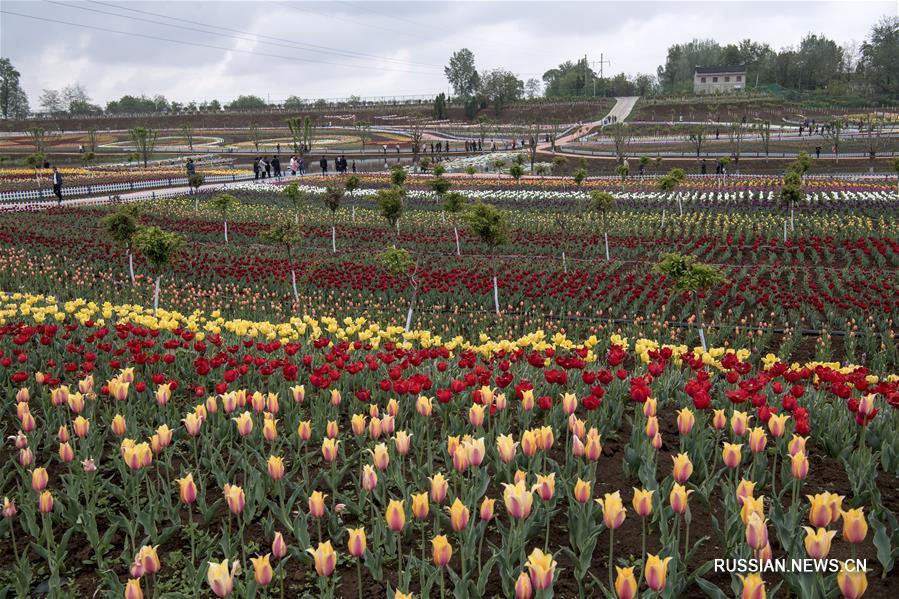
657 16 898 96
444 49 525 117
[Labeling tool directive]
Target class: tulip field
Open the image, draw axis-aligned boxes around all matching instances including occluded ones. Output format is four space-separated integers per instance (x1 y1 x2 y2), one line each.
0 171 897 598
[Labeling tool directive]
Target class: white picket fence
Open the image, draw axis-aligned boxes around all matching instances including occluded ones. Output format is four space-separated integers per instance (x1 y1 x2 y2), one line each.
0 173 256 204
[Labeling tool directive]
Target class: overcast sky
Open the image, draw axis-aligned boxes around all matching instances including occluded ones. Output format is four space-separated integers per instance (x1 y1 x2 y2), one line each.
1 1 893 106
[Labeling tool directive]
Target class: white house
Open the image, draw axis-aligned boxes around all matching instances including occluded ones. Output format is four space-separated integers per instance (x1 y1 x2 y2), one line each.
693 65 747 94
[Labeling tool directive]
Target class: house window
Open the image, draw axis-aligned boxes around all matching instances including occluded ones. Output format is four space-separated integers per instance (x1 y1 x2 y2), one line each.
736 75 742 82
700 77 706 83
712 77 718 83
724 76 730 82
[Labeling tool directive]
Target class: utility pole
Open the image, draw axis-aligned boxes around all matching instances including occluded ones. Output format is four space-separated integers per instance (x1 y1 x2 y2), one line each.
589 54 611 97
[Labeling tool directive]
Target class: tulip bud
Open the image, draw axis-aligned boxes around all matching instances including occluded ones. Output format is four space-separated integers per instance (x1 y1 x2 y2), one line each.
515 570 533 599
223 484 245 514
307 541 337 577
841 507 867 544
38 490 54 513
177 473 197 504
676 408 695 435
431 535 452 567
731 411 750 437
479 496 496 522
791 451 809 480
448 498 470 531
267 455 285 480
669 483 692 514
526 548 556 591
837 561 868 599
738 572 766 599
645 554 672 592
416 395 433 417
347 527 367 558
803 526 836 559
272 532 288 559
745 512 769 550
615 566 638 599
573 478 592 504
31 467 49 491
748 427 767 453
596 491 626 529
124 578 143 599
309 491 327 518
712 409 727 430
429 473 448 504
722 443 743 469
632 488 654 517
411 492 429 520
672 453 693 483
385 499 406 532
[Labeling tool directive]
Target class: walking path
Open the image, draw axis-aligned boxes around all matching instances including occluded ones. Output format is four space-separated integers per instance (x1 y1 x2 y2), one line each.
536 96 640 153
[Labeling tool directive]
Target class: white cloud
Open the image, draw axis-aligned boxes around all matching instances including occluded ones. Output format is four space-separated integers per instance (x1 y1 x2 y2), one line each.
1 0 893 105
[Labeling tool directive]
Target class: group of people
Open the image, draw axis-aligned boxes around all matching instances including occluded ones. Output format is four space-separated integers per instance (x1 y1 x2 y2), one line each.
318 155 355 174
253 156 283 179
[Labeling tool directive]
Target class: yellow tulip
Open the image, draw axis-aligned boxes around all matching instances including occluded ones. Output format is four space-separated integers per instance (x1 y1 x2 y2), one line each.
841 507 868 544
791 451 809 479
496 434 518 464
644 554 672 592
671 453 693 483
431 534 452 566
309 490 327 518
533 473 556 502
448 498 470 531
525 547 556 591
745 512 769 550
739 572 766 599
676 407 695 435
767 413 790 438
836 561 867 599
803 526 837 559
206 559 236 597
596 491 627 529
347 527 367 557
385 499 405 532
250 553 273 586
615 566 638 599
502 480 534 520
307 541 337 577
573 478 592 504
632 488 654 517
411 492 429 520
669 483 692 514
722 443 743 469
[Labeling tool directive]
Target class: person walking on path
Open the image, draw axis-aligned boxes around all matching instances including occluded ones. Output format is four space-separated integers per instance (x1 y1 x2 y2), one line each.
320 156 328 174
264 157 272 178
186 158 196 177
253 157 261 180
52 167 63 205
272 156 282 178
298 157 306 175
289 156 298 176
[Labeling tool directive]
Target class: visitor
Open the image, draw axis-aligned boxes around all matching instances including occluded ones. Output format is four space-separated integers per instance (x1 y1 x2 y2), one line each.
334 156 340 173
815 146 821 159
272 155 281 178
186 158 196 177
383 144 387 154
701 159 707 175
396 144 400 153
52 167 63 205
264 157 272 178
320 156 328 174
298 157 306 175
351 160 356 173
276 143 281 153
253 157 260 180
289 155 298 176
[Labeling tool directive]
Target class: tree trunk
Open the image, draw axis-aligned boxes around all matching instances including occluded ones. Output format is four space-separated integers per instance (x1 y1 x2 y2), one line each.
695 293 707 352
604 232 610 261
127 250 135 286
223 220 229 243
331 224 336 253
454 227 460 256
677 195 683 216
404 285 418 332
291 269 299 303
493 274 500 316
153 275 161 317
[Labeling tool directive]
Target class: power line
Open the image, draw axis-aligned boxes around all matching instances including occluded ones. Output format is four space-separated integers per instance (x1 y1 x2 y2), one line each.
80 0 444 70
0 9 441 76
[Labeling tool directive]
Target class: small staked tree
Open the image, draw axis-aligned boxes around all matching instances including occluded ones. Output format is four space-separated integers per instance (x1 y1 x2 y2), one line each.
589 191 616 261
659 167 687 215
377 185 405 244
262 222 303 303
323 184 344 252
25 152 46 182
209 193 240 243
188 174 204 209
379 246 420 332
654 252 726 352
552 155 568 176
638 156 649 177
354 120 372 150
463 201 510 315
286 117 304 154
390 165 408 188
129 127 158 167
509 163 524 184
466 165 477 178
283 181 308 224
893 157 899 194
615 163 629 191
133 226 184 316
102 206 140 285
249 122 261 152
442 191 467 255
426 175 452 217
687 125 706 161
572 167 587 189
28 127 49 155
780 169 804 236
433 163 446 177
